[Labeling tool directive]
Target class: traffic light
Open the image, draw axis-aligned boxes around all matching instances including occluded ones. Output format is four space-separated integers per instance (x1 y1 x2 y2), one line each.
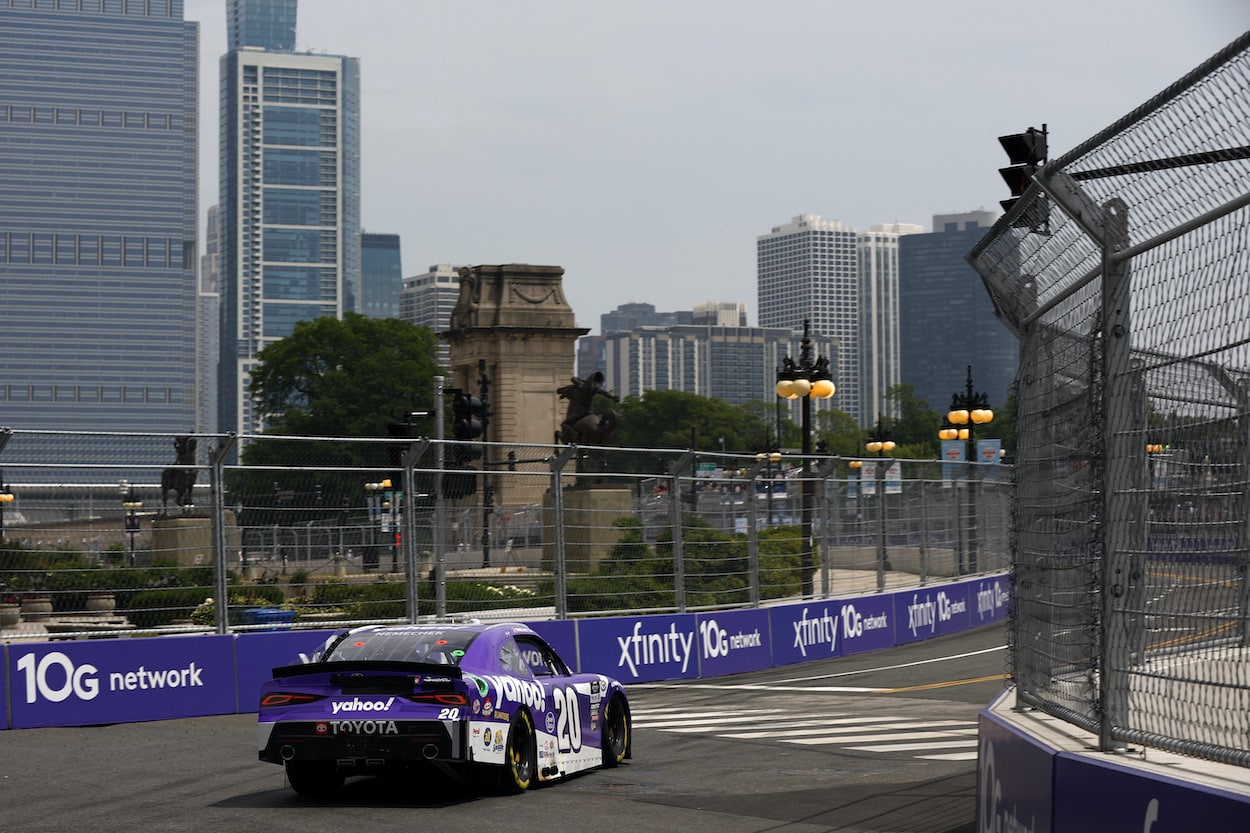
452 392 485 441
998 125 1048 228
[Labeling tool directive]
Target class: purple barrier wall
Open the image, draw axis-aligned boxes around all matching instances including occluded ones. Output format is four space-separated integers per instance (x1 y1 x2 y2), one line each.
2 574 1006 728
978 694 1057 833
894 584 971 645
575 613 699 682
694 608 772 677
6 635 237 729
1052 751 1250 831
234 629 339 712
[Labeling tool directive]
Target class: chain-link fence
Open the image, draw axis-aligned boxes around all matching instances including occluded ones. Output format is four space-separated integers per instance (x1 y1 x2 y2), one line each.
968 31 1250 767
0 427 1009 641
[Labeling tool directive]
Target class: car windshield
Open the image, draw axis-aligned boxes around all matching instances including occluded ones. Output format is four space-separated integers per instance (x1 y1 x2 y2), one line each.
321 628 479 666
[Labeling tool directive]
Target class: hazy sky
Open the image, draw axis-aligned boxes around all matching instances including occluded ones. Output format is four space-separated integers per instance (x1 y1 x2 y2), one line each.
184 0 1249 333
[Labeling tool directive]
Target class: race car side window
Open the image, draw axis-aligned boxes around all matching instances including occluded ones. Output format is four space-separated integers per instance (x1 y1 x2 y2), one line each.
498 637 533 678
515 635 571 677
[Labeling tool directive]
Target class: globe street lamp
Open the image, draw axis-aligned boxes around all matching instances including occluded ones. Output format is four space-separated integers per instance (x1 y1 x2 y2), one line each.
942 365 993 574
775 320 836 596
866 420 896 585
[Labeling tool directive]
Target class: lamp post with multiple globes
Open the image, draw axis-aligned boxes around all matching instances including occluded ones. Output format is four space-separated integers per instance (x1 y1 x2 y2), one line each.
774 320 836 596
938 365 994 574
866 419 896 585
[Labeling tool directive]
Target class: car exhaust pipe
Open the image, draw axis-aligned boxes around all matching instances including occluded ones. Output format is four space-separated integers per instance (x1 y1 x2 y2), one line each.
280 745 296 761
422 744 439 760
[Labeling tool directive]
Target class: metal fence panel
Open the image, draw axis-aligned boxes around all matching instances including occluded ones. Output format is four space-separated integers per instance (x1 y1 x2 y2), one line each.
968 31 1250 766
0 430 1009 642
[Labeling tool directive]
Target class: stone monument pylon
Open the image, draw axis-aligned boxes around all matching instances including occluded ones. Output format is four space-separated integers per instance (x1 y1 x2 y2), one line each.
441 264 588 506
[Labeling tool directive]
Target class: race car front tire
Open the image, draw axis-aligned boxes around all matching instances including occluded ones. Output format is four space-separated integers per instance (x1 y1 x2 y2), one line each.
601 694 630 767
285 760 343 797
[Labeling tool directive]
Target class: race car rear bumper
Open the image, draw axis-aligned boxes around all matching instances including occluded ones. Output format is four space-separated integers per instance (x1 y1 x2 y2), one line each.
259 718 466 765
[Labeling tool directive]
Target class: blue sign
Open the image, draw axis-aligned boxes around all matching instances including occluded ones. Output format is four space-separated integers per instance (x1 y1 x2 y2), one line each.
7 635 237 729
576 613 699 682
894 584 972 644
837 594 895 655
694 608 771 676
972 575 1012 625
769 601 844 665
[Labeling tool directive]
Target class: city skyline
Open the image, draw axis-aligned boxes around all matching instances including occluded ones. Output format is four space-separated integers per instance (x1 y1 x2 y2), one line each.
184 0 1249 333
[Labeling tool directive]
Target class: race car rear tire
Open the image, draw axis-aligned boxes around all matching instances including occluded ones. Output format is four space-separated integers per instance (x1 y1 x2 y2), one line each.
497 710 537 794
601 694 630 767
285 761 343 797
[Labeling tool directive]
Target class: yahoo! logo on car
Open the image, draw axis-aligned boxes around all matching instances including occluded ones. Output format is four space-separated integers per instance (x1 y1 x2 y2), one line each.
331 696 395 714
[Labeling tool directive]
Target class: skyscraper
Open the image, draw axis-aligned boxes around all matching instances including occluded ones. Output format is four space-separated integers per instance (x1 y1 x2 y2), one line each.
399 264 463 371
757 215 860 422
217 0 361 436
227 0 296 51
899 211 1018 416
858 223 923 427
0 2 199 441
360 233 403 320
603 323 834 408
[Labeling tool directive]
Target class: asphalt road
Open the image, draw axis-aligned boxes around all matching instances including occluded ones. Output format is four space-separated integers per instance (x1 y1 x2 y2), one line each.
0 622 1007 833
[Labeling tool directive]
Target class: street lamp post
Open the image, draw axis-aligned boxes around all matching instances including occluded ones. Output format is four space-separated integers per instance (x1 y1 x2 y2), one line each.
0 473 13 540
774 320 836 597
866 419 896 586
119 481 141 567
940 365 994 574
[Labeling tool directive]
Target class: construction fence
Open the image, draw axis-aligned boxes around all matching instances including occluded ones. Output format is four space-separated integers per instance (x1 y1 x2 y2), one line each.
968 31 1250 767
0 427 1009 641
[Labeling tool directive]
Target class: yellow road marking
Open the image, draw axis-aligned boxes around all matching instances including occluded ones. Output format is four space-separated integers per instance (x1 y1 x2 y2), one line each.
874 673 1010 694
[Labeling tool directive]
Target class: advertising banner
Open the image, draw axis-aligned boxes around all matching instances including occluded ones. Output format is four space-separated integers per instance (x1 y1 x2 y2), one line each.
972 575 1012 625
234 629 339 713
576 613 699 683
979 700 1055 833
694 608 771 677
769 600 845 665
7 635 237 729
1053 751 1250 831
836 594 895 655
894 583 972 645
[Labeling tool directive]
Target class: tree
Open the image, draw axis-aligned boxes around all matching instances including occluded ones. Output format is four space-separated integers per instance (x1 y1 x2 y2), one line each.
247 313 441 439
884 383 944 458
613 390 774 453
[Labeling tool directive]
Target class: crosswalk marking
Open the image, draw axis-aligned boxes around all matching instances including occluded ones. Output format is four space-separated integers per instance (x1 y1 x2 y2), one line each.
847 739 980 753
631 704 981 761
783 728 979 746
718 719 974 740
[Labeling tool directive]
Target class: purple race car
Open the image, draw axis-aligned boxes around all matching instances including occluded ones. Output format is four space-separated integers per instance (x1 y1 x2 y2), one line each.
257 622 631 796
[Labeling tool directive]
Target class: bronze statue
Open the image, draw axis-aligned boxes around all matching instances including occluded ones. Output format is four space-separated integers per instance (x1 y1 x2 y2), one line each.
557 371 619 447
160 436 197 513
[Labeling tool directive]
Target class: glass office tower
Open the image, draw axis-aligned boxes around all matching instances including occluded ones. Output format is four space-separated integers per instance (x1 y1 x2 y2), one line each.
0 2 199 441
217 2 361 437
898 211 1018 416
361 233 403 320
